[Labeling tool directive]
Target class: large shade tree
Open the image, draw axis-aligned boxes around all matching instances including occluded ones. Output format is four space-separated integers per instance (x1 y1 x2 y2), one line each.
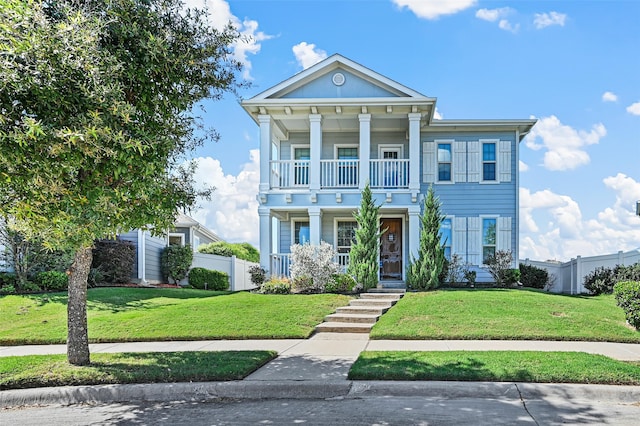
0 0 243 365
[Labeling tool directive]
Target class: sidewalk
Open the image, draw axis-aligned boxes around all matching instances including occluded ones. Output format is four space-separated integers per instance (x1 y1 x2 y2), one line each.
2 334 640 407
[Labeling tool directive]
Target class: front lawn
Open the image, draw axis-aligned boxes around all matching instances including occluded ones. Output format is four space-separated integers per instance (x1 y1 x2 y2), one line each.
0 351 276 390
371 289 640 342
0 288 351 345
349 351 640 385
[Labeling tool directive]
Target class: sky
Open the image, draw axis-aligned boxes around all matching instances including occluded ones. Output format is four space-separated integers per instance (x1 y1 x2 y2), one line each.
182 0 640 263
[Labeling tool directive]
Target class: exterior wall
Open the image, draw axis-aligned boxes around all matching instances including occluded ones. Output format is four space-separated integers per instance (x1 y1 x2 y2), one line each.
191 252 258 291
521 249 640 294
281 68 400 99
144 233 166 282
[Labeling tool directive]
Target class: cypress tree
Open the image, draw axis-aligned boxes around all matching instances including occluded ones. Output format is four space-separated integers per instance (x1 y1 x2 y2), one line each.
406 186 446 290
348 183 383 290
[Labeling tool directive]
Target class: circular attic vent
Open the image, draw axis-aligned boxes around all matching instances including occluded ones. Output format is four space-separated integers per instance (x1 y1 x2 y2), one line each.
332 72 346 86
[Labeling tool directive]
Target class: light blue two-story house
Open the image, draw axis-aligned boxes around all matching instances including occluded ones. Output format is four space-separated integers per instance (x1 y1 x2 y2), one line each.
242 54 536 285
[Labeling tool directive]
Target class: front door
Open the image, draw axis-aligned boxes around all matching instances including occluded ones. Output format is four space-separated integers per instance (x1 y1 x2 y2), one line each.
380 218 402 280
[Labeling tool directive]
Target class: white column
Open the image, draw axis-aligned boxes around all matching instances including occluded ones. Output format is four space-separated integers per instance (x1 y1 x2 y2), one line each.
358 113 371 189
309 114 322 191
308 207 322 246
258 207 272 272
408 112 422 191
258 115 272 193
408 206 421 260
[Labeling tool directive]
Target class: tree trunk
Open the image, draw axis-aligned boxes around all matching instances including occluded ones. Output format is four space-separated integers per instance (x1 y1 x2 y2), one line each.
67 246 92 366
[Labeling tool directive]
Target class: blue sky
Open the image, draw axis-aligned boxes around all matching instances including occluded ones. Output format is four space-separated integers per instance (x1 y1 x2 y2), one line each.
184 0 640 262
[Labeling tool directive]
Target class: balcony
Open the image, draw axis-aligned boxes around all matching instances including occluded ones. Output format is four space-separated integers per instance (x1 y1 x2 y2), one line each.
269 159 410 190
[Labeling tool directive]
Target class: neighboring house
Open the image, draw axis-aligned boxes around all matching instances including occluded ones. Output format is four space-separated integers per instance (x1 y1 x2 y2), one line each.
242 54 537 285
119 214 222 284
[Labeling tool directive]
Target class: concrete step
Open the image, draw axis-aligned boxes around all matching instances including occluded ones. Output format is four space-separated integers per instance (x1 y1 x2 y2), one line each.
314 322 373 333
336 306 388 315
360 293 403 300
367 288 407 294
324 313 379 324
349 299 396 307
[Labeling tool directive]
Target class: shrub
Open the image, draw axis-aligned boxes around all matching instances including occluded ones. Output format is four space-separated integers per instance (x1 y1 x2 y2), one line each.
21 282 41 293
87 268 105 288
485 250 514 287
292 275 316 294
92 239 136 284
616 263 640 283
446 254 465 284
613 281 640 329
0 272 17 288
463 268 476 287
35 271 68 291
584 266 616 295
504 268 521 286
290 242 340 292
325 274 359 294
260 277 291 294
248 265 267 287
161 245 193 284
188 267 229 291
0 284 16 294
519 263 549 289
198 241 260 263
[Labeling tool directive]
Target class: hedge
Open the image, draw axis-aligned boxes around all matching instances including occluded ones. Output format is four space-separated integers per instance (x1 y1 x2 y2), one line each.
188 267 229 291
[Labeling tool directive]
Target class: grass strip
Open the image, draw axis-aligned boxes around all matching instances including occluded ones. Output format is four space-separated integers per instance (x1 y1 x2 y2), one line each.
348 351 640 385
371 289 640 342
0 351 276 390
0 288 351 344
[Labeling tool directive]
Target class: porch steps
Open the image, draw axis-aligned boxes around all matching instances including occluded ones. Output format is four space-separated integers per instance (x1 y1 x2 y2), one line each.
314 289 405 334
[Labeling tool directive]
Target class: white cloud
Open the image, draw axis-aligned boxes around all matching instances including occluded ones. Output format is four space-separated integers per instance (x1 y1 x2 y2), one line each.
602 91 618 102
189 151 260 247
292 42 327 70
433 107 443 120
498 19 519 33
392 0 477 20
520 179 640 261
519 160 529 172
524 115 606 171
476 8 518 33
626 102 640 115
183 0 272 80
533 11 567 29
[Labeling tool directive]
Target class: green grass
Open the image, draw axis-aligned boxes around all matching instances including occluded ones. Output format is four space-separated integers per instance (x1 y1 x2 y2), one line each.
0 288 351 344
371 289 640 342
0 351 276 390
349 351 640 385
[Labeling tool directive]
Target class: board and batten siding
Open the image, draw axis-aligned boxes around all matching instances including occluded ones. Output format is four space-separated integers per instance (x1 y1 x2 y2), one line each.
144 234 166 282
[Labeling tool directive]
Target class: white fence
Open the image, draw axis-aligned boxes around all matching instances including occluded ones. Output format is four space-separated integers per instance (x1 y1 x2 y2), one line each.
521 248 640 294
191 252 258 291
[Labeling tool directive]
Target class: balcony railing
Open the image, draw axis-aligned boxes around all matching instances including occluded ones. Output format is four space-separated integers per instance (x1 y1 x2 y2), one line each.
269 159 410 190
320 159 359 188
369 159 409 189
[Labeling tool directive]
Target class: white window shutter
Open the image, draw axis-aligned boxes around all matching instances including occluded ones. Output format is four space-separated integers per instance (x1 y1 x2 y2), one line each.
468 141 480 182
454 141 467 183
497 216 512 251
423 141 435 183
453 216 467 260
499 140 511 182
467 216 481 265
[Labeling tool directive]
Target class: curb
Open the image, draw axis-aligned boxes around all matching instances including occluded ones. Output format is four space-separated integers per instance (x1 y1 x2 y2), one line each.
2 381 640 408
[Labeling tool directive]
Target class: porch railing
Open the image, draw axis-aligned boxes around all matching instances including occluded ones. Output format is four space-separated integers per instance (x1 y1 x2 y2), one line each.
320 159 359 188
369 159 409 188
269 252 350 277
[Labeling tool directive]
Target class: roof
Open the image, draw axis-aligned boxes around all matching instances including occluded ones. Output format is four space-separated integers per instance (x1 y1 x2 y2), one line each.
174 214 222 243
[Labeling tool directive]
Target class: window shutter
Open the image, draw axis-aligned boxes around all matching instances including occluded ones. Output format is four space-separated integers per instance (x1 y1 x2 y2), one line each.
453 217 467 259
467 216 481 265
499 140 511 182
497 216 512 251
454 141 467 183
467 141 480 182
423 141 435 183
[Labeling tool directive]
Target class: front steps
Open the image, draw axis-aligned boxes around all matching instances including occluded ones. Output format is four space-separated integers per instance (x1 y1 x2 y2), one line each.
314 290 405 334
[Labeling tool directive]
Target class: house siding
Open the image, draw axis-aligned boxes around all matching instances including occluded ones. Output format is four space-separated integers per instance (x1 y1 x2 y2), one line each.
145 234 166 282
281 68 401 99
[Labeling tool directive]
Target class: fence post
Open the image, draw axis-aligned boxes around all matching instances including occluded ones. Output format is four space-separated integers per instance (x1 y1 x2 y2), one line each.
230 255 236 291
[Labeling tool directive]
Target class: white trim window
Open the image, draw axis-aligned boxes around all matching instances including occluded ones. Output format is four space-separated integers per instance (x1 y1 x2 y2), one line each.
440 217 452 259
481 217 497 264
482 141 497 182
437 142 452 182
292 220 310 245
336 220 357 254
168 233 185 246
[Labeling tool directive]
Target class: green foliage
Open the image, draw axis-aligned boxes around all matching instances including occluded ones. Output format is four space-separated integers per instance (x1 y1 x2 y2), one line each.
445 254 465 284
519 263 549 289
290 242 340 292
198 241 260 263
248 265 266 287
292 275 316 294
348 184 383 291
34 271 68 291
260 277 291 294
584 266 617 295
161 245 193 284
463 269 477 287
613 281 640 329
91 239 136 284
325 274 359 294
188 267 229 291
406 187 445 291
21 282 41 293
0 284 16 294
485 250 515 287
0 272 17 288
87 268 104 288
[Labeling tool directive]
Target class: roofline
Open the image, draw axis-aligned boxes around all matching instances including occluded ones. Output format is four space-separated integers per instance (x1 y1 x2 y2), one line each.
425 119 538 140
242 97 436 107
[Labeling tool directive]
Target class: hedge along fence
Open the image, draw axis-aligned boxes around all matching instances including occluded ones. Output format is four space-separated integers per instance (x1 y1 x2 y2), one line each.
188 267 229 291
613 281 640 329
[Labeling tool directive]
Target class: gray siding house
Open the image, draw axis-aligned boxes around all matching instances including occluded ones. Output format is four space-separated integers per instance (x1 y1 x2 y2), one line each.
242 54 536 285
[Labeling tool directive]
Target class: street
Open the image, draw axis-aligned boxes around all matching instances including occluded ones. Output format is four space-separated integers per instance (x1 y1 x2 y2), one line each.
2 394 639 426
